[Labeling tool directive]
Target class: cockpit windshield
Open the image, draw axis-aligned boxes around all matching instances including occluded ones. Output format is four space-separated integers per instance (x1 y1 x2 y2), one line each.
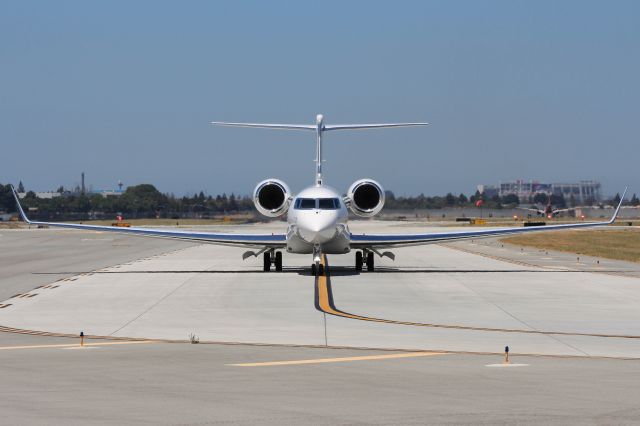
294 198 316 209
318 198 340 209
294 198 341 210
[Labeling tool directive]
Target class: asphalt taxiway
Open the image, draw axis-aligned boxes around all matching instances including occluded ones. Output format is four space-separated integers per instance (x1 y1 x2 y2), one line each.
1 221 639 425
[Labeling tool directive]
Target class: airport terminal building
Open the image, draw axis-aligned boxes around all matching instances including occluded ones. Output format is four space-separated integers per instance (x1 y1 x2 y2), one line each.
477 180 602 203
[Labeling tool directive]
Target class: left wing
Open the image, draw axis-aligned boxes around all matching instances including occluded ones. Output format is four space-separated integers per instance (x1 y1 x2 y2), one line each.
351 188 627 249
10 186 285 249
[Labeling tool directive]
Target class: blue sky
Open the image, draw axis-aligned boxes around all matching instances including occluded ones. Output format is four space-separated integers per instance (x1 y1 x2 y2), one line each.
2 1 638 196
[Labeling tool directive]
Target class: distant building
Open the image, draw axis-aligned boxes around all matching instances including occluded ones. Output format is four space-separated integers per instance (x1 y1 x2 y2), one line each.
93 189 124 197
478 180 601 203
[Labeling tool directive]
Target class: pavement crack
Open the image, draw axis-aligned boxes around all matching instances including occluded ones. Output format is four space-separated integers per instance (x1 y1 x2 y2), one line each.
108 271 204 337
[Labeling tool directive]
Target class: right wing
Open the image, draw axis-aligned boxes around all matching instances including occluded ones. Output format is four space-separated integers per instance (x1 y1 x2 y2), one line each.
10 187 285 249
515 206 543 215
351 188 627 249
552 208 575 214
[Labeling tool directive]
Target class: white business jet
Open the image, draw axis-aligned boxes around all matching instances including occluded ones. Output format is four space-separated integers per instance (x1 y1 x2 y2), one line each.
11 114 626 276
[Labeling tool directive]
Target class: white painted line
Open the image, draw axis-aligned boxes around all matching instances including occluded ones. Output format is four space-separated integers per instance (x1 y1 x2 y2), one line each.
63 346 99 350
485 363 529 368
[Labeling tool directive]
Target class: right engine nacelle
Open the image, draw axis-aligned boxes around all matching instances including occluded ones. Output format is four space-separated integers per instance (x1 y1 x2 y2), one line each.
347 179 385 217
253 179 291 217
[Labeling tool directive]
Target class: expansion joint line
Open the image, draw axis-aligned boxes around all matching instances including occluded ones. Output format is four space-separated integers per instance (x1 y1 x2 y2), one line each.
314 255 640 340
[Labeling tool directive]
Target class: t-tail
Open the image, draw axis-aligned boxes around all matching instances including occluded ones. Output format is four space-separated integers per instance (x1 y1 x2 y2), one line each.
212 114 428 186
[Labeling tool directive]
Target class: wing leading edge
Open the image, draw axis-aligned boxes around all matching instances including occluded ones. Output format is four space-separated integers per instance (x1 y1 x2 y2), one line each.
10 186 286 248
351 188 627 248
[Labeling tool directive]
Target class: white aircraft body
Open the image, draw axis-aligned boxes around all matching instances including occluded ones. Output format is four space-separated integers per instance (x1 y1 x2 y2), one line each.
11 114 627 276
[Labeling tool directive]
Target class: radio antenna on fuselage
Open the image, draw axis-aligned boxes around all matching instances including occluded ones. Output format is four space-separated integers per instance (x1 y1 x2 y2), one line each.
211 114 429 186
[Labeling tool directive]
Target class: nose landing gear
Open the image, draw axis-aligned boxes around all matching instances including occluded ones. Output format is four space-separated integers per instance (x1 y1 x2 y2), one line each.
311 262 325 276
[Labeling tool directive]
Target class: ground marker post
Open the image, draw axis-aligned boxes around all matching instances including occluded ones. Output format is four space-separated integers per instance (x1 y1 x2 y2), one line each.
504 346 509 364
80 331 84 347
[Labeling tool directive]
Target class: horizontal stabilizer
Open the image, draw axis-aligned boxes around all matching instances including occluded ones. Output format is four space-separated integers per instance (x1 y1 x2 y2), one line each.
324 123 428 131
211 122 315 131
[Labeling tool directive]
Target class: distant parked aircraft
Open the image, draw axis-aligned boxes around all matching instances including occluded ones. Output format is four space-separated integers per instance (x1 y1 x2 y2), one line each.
517 194 576 218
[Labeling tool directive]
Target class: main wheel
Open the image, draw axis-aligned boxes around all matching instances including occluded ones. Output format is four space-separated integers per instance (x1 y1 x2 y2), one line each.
318 264 325 276
366 251 375 272
311 263 317 276
274 251 283 272
355 251 363 271
263 252 271 272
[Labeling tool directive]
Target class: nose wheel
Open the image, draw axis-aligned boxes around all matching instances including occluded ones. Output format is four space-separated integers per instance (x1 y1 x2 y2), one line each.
311 262 324 276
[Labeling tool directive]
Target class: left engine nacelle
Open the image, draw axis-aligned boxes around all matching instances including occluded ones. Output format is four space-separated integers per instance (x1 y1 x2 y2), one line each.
253 179 292 217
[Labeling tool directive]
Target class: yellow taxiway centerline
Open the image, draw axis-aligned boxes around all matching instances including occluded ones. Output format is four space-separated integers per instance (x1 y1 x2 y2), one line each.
228 351 447 367
0 340 156 351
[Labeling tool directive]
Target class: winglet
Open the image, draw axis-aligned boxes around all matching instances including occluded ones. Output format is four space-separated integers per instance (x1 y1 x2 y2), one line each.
10 185 32 224
609 186 628 224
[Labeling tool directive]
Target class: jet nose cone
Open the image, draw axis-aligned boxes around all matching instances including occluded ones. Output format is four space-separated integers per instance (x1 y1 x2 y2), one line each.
298 215 337 244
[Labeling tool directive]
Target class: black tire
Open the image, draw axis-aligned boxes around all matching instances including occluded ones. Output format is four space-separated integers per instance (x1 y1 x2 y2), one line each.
318 264 324 276
311 263 317 276
355 251 363 271
263 252 271 272
366 252 375 272
274 251 283 272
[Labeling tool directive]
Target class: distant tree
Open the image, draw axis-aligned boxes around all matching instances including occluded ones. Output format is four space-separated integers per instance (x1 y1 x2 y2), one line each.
56 185 65 193
445 193 456 206
0 184 17 211
631 193 640 206
490 194 503 209
501 194 519 205
229 193 238 211
457 193 468 204
612 193 621 206
569 194 576 208
550 194 566 208
17 181 25 193
25 191 36 200
533 193 549 205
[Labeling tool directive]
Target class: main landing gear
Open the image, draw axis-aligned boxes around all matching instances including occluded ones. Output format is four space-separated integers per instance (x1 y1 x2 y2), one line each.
355 250 375 272
263 251 283 272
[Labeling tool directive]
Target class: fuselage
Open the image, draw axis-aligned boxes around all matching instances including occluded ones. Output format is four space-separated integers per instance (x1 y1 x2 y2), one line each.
285 185 351 255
